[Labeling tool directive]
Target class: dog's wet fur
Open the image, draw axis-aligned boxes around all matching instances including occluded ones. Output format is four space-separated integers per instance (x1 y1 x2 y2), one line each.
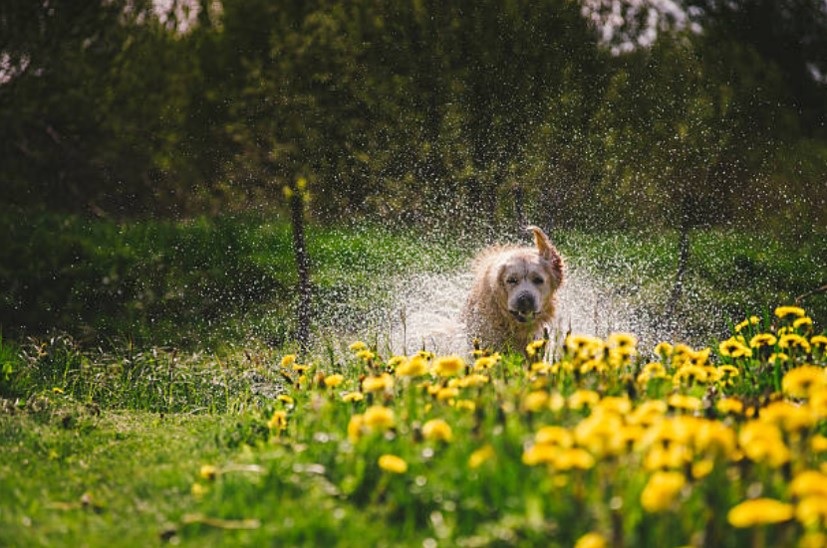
462 226 564 352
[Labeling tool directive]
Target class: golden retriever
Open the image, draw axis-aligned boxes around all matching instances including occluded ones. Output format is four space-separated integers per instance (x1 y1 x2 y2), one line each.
462 226 564 352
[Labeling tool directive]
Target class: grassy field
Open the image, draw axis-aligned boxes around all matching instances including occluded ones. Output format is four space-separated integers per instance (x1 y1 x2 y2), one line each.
1 214 826 546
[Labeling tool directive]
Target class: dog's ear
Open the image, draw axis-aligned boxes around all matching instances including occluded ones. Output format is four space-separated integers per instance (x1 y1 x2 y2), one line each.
526 225 555 260
527 225 564 283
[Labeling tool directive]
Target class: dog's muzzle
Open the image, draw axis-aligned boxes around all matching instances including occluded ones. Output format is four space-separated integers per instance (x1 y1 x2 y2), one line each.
510 292 538 323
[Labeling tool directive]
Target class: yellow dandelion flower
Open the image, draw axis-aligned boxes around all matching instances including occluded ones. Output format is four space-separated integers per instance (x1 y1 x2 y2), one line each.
348 341 368 352
341 391 364 403
667 394 702 412
800 532 827 548
792 470 827 498
628 400 668 426
280 354 297 368
554 448 596 470
719 336 752 358
643 444 692 471
749 333 777 348
580 358 607 374
574 412 625 457
779 333 811 353
692 348 712 367
670 343 694 367
769 352 790 364
608 347 635 368
727 498 794 527
378 454 408 474
673 365 709 385
782 366 827 398
455 399 476 412
811 387 827 419
432 355 465 377
267 410 288 432
277 394 295 406
760 400 814 431
355 349 376 362
716 365 740 386
619 424 646 447
608 332 637 348
422 419 453 442
323 374 344 388
199 464 219 481
565 334 604 360
796 496 827 528
526 339 547 358
396 355 429 377
775 305 806 319
642 361 668 378
694 420 738 457
654 341 673 357
362 373 394 393
549 391 566 412
568 389 600 410
523 391 550 412
473 354 500 371
435 386 459 402
451 373 489 388
468 444 495 469
595 396 632 415
347 414 364 443
363 405 395 430
716 397 744 415
794 316 814 330
522 443 558 466
692 459 715 479
812 434 827 453
735 316 761 332
387 355 407 369
530 361 552 374
640 471 686 513
811 334 827 348
574 532 607 548
738 421 790 467
191 482 208 499
535 426 574 448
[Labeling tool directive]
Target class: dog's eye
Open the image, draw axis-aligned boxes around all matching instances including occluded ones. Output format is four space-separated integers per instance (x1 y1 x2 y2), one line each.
532 276 544 285
505 277 518 285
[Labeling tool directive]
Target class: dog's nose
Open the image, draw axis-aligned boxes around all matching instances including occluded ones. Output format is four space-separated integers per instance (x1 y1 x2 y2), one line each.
515 292 536 312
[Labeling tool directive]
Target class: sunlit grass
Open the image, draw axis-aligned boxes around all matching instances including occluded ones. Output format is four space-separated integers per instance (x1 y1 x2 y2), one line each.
175 306 827 546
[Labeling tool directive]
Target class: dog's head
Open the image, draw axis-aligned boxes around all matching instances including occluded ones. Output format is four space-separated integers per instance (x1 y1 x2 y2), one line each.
497 226 564 324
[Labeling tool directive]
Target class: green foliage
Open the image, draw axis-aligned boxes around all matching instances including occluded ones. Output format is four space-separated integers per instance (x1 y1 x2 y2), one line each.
0 212 294 347
3 0 825 232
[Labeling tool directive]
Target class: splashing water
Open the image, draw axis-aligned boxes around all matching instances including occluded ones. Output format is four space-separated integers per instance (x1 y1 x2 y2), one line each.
359 263 680 358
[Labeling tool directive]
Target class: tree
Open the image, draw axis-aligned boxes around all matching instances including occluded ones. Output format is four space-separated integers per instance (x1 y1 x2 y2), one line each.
0 0 194 216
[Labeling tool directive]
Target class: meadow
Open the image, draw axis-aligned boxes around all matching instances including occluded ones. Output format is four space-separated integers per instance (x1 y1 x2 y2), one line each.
1 214 826 546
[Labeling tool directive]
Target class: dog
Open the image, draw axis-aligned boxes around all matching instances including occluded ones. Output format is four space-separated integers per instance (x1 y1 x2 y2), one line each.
462 226 564 352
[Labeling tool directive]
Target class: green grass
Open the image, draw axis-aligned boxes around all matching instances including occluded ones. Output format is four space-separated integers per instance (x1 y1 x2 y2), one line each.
0 408 242 547
0 213 467 351
1 214 825 546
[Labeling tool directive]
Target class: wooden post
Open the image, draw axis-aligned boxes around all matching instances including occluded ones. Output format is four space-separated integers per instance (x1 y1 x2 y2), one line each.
288 178 311 355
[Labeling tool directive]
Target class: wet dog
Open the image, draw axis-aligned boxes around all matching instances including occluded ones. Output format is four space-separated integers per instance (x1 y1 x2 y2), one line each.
462 226 564 352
